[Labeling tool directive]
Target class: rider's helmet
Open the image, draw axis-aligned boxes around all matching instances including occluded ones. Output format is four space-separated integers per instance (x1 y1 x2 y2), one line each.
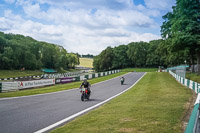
83 78 87 82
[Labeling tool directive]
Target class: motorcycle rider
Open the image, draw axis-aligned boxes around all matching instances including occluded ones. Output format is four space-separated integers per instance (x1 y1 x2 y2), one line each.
120 77 125 85
80 78 91 94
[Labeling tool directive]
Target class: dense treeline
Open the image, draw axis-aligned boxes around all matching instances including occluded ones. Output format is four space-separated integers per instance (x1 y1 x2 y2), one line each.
81 54 94 58
93 40 188 72
0 32 79 70
94 0 200 73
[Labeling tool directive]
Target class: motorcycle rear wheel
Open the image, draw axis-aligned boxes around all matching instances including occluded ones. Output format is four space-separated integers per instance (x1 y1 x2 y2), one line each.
81 94 84 101
86 94 90 100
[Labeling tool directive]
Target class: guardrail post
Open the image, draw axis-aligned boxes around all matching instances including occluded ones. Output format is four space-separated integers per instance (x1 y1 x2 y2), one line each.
187 80 190 88
193 81 195 91
92 74 95 78
85 75 88 79
75 76 80 81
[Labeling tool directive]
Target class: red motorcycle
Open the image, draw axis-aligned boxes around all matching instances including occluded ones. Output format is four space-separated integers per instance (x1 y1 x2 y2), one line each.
80 87 91 101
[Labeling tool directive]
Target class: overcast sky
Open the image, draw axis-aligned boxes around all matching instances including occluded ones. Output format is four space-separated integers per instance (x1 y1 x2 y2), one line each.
0 0 175 55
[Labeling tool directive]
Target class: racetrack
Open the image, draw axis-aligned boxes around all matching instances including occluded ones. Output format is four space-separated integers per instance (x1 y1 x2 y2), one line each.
0 72 145 133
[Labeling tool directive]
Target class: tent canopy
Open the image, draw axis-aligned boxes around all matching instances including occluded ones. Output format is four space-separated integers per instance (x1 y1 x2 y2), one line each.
42 69 57 73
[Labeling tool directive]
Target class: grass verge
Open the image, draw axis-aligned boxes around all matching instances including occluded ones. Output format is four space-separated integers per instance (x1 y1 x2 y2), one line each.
122 68 157 72
0 72 127 98
0 70 43 78
51 72 194 133
186 72 200 83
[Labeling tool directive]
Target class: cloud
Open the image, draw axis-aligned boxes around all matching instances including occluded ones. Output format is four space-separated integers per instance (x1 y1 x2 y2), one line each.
0 17 12 31
0 0 168 55
23 3 41 18
20 3 157 29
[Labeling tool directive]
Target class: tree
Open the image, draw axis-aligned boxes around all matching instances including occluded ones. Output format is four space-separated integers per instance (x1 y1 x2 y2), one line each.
161 0 200 73
127 42 148 67
112 45 131 69
1 47 14 69
93 56 101 72
93 46 114 71
67 53 79 68
0 31 78 70
146 40 161 67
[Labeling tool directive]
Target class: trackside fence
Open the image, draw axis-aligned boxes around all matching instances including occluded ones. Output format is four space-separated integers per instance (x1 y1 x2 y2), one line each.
55 70 120 84
0 70 120 92
168 70 200 133
0 71 83 81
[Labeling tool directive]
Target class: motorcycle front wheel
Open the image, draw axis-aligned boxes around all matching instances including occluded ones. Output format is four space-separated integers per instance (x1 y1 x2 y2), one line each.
81 94 84 101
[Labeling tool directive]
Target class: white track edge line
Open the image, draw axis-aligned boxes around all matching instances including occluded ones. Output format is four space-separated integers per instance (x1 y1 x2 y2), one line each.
0 72 131 100
34 72 146 133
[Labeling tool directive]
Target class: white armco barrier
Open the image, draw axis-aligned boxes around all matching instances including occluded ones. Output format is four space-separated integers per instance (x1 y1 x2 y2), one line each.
0 69 121 92
80 75 85 81
2 82 18 92
95 73 98 78
18 79 55 89
169 70 200 93
88 74 92 79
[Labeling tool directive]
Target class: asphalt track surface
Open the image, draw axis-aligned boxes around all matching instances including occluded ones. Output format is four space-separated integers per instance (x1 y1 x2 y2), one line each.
0 72 145 133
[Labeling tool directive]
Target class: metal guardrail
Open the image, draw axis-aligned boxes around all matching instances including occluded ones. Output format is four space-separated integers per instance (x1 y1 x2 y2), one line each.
0 70 120 92
185 103 200 133
0 71 84 81
168 70 200 133
193 105 200 133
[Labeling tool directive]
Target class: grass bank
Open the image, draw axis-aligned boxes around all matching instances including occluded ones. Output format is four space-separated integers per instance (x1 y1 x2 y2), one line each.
0 72 127 98
79 58 93 68
122 68 157 72
51 72 194 133
0 70 43 78
186 73 200 83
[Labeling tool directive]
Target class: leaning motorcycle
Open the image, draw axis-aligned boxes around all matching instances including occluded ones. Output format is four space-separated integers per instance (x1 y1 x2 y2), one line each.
121 78 124 85
80 87 91 101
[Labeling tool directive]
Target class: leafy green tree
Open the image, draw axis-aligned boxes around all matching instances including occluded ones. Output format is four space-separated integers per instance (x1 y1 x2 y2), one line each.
101 47 114 71
0 36 7 53
93 47 114 71
1 47 14 69
67 53 79 68
161 0 200 73
112 45 131 69
127 42 148 67
93 56 101 72
24 51 37 70
146 40 160 67
0 31 79 71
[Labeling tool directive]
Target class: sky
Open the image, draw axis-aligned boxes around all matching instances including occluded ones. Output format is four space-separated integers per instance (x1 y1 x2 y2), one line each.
0 0 175 55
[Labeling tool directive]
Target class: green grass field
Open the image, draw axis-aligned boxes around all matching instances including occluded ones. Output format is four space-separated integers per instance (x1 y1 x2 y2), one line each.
122 68 158 72
0 70 43 78
186 73 200 83
79 58 93 68
51 72 194 133
0 72 127 98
